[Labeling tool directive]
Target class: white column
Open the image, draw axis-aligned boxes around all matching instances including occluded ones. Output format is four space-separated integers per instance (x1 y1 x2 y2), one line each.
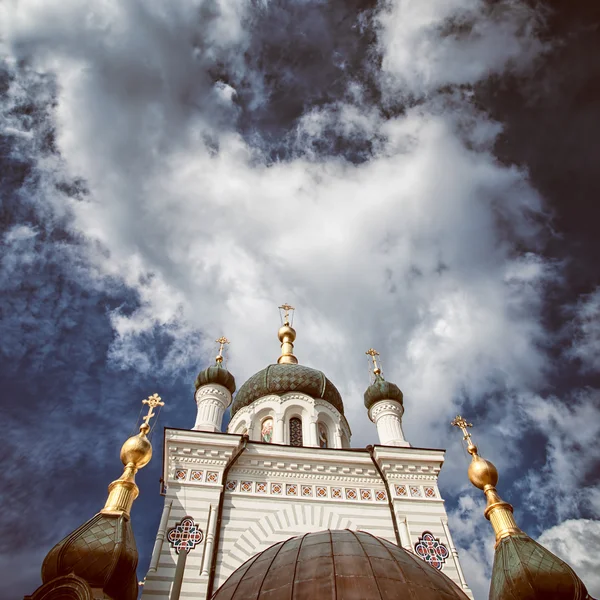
193 384 232 432
148 499 173 572
441 517 469 590
368 400 410 447
275 414 285 444
334 425 343 449
308 416 318 447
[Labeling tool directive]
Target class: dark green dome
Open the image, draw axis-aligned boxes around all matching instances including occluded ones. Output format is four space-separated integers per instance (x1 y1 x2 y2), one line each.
195 364 236 395
490 534 589 600
232 363 344 417
364 374 403 410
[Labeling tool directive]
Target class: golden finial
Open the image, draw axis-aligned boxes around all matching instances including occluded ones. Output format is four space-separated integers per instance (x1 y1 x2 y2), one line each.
277 303 298 365
366 348 382 376
102 394 165 516
452 415 521 545
215 336 229 364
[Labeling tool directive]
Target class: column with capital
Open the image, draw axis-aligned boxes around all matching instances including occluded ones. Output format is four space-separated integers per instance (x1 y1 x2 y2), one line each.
274 413 285 444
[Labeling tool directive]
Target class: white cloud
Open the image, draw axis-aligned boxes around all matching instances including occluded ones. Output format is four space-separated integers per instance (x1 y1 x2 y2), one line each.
538 519 600 596
376 0 546 99
0 0 559 450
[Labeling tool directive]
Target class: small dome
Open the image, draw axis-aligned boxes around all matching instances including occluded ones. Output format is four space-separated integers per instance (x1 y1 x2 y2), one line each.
195 364 236 395
41 512 138 600
232 363 343 417
490 534 589 600
213 530 468 600
364 374 403 410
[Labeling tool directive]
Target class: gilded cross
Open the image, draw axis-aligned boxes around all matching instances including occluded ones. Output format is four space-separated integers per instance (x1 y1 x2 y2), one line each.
451 415 474 443
278 303 295 325
365 348 381 374
215 336 229 363
142 393 165 428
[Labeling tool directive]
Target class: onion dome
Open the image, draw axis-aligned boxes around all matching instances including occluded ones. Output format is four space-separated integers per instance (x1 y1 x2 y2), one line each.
364 373 403 410
41 512 138 600
451 415 592 600
195 363 236 394
490 534 590 600
195 337 236 394
213 529 469 600
232 363 344 417
29 394 164 600
231 307 343 417
363 348 403 410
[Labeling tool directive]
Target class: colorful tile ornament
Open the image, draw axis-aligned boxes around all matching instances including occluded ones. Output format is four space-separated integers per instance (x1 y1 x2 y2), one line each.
375 490 387 502
345 488 358 500
301 485 313 497
410 485 423 497
271 483 283 495
225 480 237 492
175 469 187 481
286 484 298 496
414 532 449 570
331 487 342 499
360 489 373 501
424 486 436 498
256 482 267 494
395 485 408 497
241 481 253 493
190 470 203 482
316 486 327 498
167 517 204 554
206 472 219 484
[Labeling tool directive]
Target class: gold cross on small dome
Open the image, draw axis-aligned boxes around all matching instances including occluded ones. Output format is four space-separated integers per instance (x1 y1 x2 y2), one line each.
365 348 381 375
215 336 230 363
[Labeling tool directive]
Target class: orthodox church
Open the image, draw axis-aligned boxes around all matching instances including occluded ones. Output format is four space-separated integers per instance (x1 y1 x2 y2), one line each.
26 306 594 600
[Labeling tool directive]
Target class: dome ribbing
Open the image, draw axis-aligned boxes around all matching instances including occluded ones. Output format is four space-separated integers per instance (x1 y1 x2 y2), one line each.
213 529 469 600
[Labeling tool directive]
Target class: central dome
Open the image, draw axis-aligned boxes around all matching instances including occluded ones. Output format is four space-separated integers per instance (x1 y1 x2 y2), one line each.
213 530 469 599
231 363 344 417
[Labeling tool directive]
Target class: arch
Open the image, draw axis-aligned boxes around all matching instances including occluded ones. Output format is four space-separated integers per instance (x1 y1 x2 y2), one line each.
217 505 358 586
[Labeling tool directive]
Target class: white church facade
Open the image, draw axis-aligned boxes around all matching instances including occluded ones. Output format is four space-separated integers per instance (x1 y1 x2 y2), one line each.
140 311 474 599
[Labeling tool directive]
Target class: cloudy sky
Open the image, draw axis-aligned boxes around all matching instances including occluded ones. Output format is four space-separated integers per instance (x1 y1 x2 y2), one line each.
1 0 599 598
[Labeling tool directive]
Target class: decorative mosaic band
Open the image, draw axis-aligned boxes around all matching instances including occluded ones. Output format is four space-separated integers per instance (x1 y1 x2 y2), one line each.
221 480 388 502
394 484 438 499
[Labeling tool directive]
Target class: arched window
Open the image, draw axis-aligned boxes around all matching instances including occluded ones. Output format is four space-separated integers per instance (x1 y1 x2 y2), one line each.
318 422 328 448
289 417 303 447
261 417 273 443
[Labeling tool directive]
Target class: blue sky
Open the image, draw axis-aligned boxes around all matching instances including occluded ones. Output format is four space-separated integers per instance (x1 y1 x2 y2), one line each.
1 1 599 598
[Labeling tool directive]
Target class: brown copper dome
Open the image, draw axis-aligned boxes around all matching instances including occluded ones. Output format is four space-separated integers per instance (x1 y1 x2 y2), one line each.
212 529 469 600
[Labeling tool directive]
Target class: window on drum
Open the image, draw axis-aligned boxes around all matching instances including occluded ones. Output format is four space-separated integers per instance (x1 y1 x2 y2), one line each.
290 417 303 447
318 422 328 448
261 418 273 443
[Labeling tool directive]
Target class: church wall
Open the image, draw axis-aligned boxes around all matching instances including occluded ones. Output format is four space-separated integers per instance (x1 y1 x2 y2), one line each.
141 429 473 600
